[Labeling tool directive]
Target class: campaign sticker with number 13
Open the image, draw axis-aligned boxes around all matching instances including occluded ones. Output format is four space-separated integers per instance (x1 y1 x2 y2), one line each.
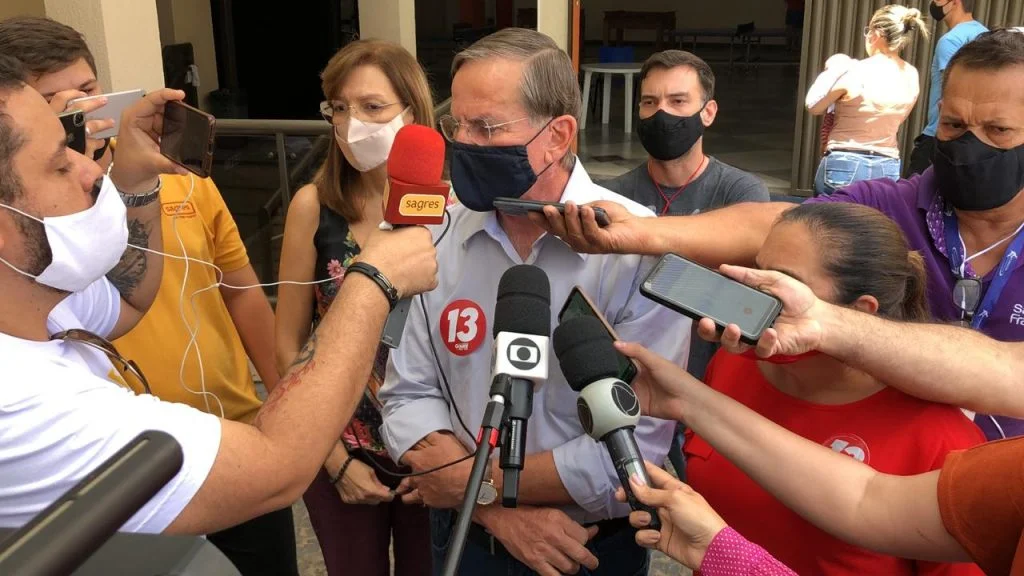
440 299 487 356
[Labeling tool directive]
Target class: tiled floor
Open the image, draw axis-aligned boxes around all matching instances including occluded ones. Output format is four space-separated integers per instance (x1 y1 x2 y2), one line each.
287 62 799 576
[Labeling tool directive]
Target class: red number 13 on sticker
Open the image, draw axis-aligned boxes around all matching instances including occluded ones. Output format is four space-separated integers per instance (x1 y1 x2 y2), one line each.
440 299 487 356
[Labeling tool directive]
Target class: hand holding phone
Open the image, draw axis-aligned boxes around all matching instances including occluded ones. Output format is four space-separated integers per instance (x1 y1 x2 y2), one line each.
641 254 782 345
107 88 191 193
68 89 145 140
493 197 612 227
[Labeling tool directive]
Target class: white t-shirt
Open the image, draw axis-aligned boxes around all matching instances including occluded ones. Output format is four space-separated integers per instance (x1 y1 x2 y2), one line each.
0 278 221 533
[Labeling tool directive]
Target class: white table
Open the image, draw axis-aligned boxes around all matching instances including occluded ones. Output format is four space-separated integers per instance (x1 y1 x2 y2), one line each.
580 62 643 133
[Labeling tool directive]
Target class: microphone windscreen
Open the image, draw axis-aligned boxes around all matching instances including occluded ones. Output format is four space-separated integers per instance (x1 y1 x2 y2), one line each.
493 265 550 337
553 316 619 392
387 124 445 186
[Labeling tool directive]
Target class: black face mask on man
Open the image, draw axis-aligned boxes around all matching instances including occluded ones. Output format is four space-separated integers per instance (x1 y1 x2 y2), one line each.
449 119 555 212
931 131 1024 211
929 0 949 22
636 107 706 161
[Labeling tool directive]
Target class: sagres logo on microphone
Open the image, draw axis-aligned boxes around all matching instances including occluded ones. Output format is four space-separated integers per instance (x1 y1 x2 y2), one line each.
507 337 542 370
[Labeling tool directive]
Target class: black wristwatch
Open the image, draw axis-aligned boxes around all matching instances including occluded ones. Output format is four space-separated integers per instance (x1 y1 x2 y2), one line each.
347 261 399 310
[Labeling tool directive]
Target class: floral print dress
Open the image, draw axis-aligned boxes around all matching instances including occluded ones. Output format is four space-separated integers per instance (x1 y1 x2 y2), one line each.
312 205 389 456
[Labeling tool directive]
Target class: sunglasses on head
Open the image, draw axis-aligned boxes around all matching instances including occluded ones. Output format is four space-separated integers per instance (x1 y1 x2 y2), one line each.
50 328 152 395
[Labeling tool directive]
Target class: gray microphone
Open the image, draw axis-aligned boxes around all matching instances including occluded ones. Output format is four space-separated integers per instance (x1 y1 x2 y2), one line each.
553 315 660 531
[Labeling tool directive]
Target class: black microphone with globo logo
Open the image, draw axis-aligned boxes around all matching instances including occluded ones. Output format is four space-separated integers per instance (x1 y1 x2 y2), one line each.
441 265 550 576
490 265 550 508
553 315 661 531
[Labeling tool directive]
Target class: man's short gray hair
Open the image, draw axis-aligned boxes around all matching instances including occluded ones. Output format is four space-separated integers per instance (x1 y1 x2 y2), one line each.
452 28 579 169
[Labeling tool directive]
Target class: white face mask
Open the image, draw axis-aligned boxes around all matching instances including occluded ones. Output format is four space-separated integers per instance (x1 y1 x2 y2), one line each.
336 107 409 172
0 175 128 292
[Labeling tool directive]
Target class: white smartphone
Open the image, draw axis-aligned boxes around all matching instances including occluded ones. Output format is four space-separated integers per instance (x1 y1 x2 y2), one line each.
67 89 145 140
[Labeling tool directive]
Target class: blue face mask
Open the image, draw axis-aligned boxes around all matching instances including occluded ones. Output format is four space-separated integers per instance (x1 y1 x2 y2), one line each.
450 120 555 212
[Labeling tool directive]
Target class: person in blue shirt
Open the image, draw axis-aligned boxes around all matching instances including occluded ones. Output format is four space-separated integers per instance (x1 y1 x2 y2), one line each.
907 0 987 175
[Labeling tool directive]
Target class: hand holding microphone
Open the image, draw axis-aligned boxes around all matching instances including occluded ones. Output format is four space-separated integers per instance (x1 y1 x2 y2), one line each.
356 226 438 301
377 124 449 348
380 124 449 229
553 315 661 531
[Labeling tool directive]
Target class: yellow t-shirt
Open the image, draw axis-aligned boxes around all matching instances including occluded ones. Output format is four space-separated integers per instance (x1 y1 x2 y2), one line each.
113 175 262 423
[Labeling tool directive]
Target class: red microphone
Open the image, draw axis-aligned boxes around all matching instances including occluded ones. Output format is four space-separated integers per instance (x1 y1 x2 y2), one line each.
379 124 448 349
382 124 449 227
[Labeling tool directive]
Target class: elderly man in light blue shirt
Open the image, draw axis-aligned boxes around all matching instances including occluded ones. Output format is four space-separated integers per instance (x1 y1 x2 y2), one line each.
378 28 690 576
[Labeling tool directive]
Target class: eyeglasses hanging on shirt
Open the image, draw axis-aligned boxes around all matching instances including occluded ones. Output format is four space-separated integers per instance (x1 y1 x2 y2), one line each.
50 328 152 395
943 206 1024 329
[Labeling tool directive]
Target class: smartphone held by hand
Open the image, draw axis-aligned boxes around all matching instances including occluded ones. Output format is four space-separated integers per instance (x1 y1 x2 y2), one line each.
160 101 216 178
67 89 145 140
58 110 86 155
493 197 612 227
641 254 782 345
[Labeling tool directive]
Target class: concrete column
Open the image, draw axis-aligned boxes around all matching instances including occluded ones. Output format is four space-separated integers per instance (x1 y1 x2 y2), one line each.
537 0 569 51
43 0 165 93
0 0 46 20
359 0 417 58
155 0 220 107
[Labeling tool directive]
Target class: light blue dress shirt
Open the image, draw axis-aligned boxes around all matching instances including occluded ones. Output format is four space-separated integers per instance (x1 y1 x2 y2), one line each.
379 163 691 523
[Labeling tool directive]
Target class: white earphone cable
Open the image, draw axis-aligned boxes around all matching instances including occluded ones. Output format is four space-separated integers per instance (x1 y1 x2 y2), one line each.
127 173 340 418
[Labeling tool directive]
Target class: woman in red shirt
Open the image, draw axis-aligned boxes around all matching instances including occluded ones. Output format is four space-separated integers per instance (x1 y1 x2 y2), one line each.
682 203 984 575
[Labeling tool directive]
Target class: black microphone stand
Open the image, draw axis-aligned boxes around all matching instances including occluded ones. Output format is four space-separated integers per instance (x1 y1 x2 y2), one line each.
440 375 510 576
499 379 533 507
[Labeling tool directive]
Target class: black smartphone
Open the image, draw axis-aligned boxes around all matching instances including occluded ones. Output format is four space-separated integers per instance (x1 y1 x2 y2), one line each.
492 197 612 227
640 253 783 345
557 286 639 383
160 100 216 178
58 110 86 155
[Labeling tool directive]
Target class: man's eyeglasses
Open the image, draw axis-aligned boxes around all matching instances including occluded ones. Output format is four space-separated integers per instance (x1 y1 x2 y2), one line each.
438 114 530 144
951 277 983 328
319 100 401 124
50 329 152 395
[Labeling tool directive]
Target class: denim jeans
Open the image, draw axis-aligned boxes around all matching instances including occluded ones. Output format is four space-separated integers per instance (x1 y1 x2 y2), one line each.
430 508 650 576
813 150 901 196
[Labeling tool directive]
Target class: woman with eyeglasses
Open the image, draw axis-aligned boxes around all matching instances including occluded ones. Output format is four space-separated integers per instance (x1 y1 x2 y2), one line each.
275 40 435 576
806 5 927 195
675 203 985 575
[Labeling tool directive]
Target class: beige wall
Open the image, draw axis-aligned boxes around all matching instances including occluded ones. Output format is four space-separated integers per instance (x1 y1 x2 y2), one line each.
44 0 165 93
155 0 220 108
538 0 569 50
582 0 786 42
0 0 46 19
359 0 417 57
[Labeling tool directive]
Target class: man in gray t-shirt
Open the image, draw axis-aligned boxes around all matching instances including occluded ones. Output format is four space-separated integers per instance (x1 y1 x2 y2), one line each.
603 155 767 217
602 50 769 384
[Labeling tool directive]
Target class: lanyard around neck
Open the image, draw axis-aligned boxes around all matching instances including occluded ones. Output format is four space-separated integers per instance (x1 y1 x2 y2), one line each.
648 156 707 216
942 207 1024 330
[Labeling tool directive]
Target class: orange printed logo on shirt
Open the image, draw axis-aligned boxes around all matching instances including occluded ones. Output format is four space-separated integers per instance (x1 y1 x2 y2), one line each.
162 201 197 218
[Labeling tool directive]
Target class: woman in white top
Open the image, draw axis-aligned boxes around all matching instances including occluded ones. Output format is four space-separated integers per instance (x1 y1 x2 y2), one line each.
806 5 928 196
